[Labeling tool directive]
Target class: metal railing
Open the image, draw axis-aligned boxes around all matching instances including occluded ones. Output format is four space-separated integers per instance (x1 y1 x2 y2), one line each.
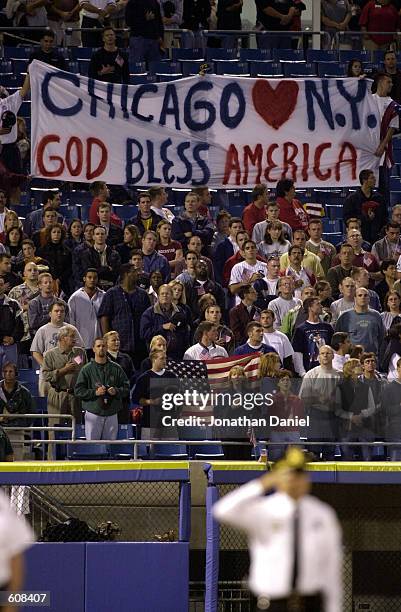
333 30 400 51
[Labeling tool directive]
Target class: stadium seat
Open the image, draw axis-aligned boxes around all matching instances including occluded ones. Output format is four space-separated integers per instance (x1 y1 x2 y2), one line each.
149 61 181 75
4 46 31 59
249 61 282 77
317 62 347 77
273 49 304 62
180 60 205 77
78 60 90 76
206 48 237 62
67 442 110 460
322 219 342 233
157 74 183 82
0 60 12 73
326 205 344 221
191 444 224 460
339 50 371 63
129 74 157 85
171 48 205 61
70 47 95 60
154 443 188 459
239 49 271 62
128 61 146 74
283 63 317 77
68 191 92 208
306 49 338 63
20 369 39 395
393 150 401 165
323 232 343 246
12 59 29 74
214 61 249 76
0 74 22 88
112 205 137 221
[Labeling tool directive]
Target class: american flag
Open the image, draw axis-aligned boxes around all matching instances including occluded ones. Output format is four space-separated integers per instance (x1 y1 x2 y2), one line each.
168 353 261 418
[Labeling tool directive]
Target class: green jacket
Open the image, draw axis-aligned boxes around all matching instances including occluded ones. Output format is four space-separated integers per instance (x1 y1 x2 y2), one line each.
75 359 130 416
0 381 34 426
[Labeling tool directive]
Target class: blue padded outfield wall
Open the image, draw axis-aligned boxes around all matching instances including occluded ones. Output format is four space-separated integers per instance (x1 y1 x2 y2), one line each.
22 542 188 612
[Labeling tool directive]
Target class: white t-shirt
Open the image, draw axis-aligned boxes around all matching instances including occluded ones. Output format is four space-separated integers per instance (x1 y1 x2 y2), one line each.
230 260 268 304
0 91 22 144
183 343 228 360
263 330 294 362
79 0 116 19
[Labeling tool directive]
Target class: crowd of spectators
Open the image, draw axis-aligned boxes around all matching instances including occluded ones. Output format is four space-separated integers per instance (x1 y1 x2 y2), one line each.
0 167 401 460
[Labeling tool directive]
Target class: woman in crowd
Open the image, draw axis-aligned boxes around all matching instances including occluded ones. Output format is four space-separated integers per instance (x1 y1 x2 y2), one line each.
257 220 291 259
64 218 83 252
0 209 22 243
347 59 366 78
156 220 183 278
336 358 375 461
269 369 305 461
37 223 72 296
4 226 23 262
115 224 141 264
192 293 217 328
381 290 401 332
169 279 193 327
382 322 401 381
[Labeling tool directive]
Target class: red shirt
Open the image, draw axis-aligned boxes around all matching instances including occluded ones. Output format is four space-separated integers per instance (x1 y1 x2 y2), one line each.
276 196 309 231
270 392 305 432
89 196 123 227
157 240 182 262
359 1 400 46
242 202 266 235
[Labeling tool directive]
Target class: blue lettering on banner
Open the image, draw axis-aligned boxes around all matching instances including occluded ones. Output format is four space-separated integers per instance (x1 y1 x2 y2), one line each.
336 79 367 130
176 142 192 184
305 80 335 131
87 79 98 118
131 84 158 122
120 84 129 119
160 138 175 184
41 72 82 116
184 81 215 131
126 138 144 183
146 140 162 183
220 82 246 129
192 144 210 185
160 84 181 130
107 83 115 119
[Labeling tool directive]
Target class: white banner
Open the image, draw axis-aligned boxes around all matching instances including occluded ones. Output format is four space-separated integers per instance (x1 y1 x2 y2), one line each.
30 60 382 188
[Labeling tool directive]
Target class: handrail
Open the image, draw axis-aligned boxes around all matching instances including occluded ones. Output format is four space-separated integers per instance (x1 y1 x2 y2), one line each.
333 30 400 50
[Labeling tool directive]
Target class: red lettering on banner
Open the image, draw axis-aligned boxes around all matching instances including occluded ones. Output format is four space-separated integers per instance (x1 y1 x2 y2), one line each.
313 143 332 181
36 135 108 180
282 142 298 181
86 138 108 180
37 135 65 177
243 144 262 184
223 144 241 185
66 137 83 176
301 143 309 182
335 142 357 181
264 144 279 182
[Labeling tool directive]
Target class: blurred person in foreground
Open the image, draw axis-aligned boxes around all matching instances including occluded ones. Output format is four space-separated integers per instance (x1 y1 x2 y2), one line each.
213 446 342 612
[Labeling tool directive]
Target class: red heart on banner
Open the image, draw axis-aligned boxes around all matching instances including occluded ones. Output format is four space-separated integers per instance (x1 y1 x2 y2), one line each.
252 80 299 130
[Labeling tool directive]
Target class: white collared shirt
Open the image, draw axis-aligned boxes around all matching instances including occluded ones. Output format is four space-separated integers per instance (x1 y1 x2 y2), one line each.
213 480 342 611
183 342 228 361
67 287 105 349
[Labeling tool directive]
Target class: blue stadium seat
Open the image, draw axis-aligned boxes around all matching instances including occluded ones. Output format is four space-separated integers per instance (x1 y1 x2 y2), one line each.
59 204 80 220
70 47 95 60
157 74 183 82
67 442 110 460
273 49 304 62
317 62 347 77
129 74 157 85
323 232 343 246
239 49 271 62
306 49 338 63
191 443 224 460
393 150 401 165
12 58 29 74
214 61 249 76
390 176 401 191
206 48 237 62
129 61 146 74
249 61 282 77
180 60 207 77
0 74 22 88
154 443 188 459
4 46 32 59
322 219 342 233
149 61 181 75
0 60 12 73
171 48 204 61
68 191 92 207
339 50 371 63
66 61 79 74
326 205 344 221
78 59 90 76
283 63 317 77
20 369 39 395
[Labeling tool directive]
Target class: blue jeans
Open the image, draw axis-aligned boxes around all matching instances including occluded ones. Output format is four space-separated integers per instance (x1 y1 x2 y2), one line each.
0 343 18 371
268 431 302 461
129 36 162 65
